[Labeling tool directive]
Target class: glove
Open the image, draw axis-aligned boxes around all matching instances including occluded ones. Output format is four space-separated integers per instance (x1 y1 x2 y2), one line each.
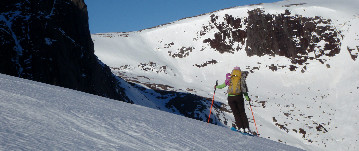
244 92 250 101
245 95 250 101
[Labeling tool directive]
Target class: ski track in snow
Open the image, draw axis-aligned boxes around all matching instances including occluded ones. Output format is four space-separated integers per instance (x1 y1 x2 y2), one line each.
0 74 302 151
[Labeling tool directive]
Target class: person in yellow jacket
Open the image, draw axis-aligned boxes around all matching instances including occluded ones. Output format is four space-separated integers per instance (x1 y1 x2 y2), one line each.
215 67 251 133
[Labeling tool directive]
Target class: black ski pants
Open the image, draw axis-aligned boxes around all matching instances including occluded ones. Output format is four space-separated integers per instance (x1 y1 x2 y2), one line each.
228 95 249 129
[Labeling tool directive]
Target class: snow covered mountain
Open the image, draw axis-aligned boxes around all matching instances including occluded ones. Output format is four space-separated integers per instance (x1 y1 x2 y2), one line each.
0 73 303 151
0 1 301 150
92 0 359 150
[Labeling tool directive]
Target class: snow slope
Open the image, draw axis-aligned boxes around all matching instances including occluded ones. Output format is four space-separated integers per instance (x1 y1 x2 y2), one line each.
0 74 302 151
92 0 359 150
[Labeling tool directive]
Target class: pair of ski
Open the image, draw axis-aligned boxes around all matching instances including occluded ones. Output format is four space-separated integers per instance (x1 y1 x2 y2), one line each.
231 127 257 137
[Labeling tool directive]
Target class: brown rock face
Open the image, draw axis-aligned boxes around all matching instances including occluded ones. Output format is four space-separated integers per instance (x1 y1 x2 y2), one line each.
203 14 247 54
246 9 340 64
0 0 132 103
203 9 341 65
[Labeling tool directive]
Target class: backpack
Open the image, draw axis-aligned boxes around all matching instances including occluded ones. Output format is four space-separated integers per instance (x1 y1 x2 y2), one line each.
227 69 242 95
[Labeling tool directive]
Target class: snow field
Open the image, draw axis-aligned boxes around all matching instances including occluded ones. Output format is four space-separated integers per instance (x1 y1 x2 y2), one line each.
0 74 302 151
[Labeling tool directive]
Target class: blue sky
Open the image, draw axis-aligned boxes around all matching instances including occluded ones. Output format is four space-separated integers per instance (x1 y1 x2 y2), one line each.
85 0 281 33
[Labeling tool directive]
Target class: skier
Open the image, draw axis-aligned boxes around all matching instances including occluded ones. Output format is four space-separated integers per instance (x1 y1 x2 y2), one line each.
215 67 252 134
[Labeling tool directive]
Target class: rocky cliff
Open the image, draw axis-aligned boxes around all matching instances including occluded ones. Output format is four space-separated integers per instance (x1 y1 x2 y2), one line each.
0 0 132 103
203 8 341 66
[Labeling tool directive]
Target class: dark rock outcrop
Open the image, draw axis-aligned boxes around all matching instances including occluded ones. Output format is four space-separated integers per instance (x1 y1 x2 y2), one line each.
203 14 246 54
347 46 359 61
0 0 132 103
203 9 341 65
246 9 340 65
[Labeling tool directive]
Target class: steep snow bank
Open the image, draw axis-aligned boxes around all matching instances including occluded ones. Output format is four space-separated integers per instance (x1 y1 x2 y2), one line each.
0 74 302 150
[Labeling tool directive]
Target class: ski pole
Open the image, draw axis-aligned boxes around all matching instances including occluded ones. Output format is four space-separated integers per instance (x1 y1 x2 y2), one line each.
248 99 259 135
208 80 218 123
